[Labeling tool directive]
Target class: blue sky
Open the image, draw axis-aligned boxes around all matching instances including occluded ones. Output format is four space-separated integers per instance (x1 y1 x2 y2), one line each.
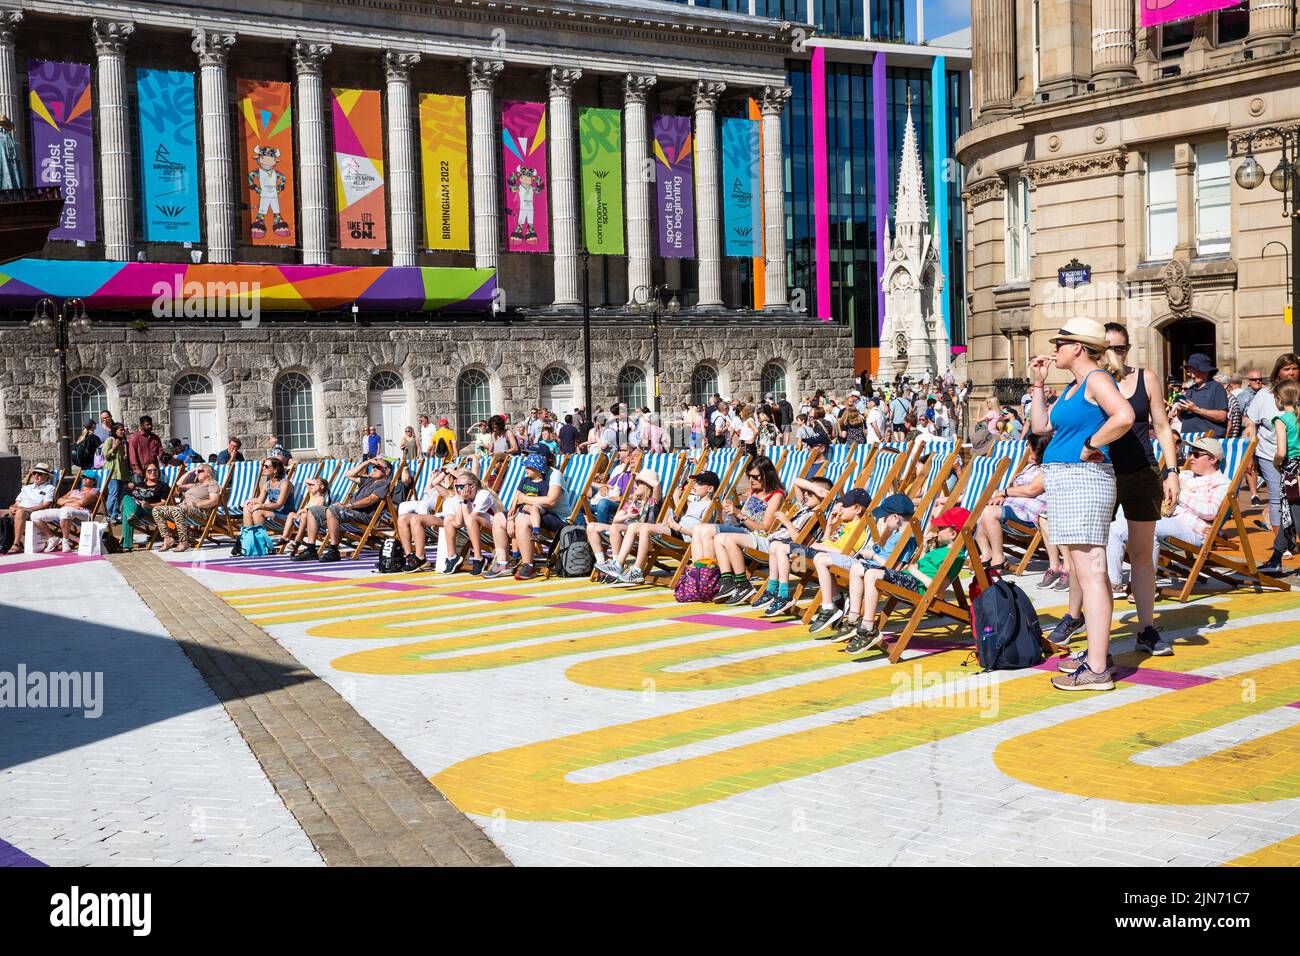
911 0 970 41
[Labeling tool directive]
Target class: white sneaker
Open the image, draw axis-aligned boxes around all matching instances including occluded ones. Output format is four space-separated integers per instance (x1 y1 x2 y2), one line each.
618 566 645 585
61 539 76 553
43 536 60 553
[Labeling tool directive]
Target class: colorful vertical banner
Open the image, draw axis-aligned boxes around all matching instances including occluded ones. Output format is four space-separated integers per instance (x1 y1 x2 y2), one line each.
136 69 201 243
28 60 96 242
418 93 470 251
652 115 695 259
872 53 889 350
1140 0 1240 27
747 97 766 310
720 116 761 258
811 47 830 321
238 79 296 246
579 107 625 256
932 56 960 354
501 100 549 252
332 88 387 250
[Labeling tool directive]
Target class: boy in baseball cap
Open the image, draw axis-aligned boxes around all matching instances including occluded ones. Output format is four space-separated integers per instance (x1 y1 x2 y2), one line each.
841 506 970 654
803 488 880 632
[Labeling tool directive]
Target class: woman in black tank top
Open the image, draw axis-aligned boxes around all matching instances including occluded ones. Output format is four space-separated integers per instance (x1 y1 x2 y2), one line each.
1054 324 1181 654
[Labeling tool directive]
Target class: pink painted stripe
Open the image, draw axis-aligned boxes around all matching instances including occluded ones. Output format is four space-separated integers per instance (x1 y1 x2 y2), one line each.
1288 701 1300 710
811 46 831 321
553 600 645 614
674 613 793 631
446 589 529 602
0 553 103 574
1036 656 1218 691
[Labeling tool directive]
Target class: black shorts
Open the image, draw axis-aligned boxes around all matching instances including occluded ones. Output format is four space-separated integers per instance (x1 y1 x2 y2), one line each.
1113 465 1162 522
540 512 566 533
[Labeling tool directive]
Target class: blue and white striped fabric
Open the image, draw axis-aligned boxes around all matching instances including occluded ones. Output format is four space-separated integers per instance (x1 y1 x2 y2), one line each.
864 450 900 499
959 455 1011 511
776 449 810 491
923 437 957 461
639 453 684 508
915 451 955 528
222 460 263 515
494 456 530 511
286 462 321 510
826 444 855 466
818 461 852 495
704 448 739 482
1219 437 1250 482
561 454 603 514
159 464 182 491
989 439 1026 464
330 460 363 504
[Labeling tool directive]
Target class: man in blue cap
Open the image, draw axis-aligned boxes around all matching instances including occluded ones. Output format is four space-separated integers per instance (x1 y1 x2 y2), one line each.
1174 353 1228 438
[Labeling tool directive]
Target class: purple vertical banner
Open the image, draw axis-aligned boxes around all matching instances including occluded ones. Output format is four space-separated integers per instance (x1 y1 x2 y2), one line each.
812 48 830 321
652 115 696 259
873 53 889 342
28 60 97 242
501 100 550 253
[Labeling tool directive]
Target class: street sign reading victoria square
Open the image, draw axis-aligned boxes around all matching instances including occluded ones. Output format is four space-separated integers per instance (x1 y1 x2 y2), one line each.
1058 258 1092 288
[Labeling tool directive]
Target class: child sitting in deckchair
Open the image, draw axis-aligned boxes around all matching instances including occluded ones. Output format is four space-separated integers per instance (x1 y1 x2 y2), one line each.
597 470 719 586
278 475 331 556
588 469 661 575
806 491 914 633
839 505 970 654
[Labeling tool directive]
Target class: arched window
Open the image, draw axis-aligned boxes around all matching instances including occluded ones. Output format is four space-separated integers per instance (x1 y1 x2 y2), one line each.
171 373 219 456
457 369 492 440
760 362 787 401
368 370 403 393
617 365 647 412
67 376 107 433
274 372 316 452
540 366 574 417
367 370 407 457
690 364 719 408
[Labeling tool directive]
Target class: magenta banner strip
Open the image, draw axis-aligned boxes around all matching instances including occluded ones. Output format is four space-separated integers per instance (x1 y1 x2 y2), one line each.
812 48 830 321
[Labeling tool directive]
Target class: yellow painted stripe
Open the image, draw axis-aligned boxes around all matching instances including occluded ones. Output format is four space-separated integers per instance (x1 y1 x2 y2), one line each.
1225 834 1300 866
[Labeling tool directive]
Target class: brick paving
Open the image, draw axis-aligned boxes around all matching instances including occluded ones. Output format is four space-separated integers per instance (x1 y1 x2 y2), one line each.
109 552 509 867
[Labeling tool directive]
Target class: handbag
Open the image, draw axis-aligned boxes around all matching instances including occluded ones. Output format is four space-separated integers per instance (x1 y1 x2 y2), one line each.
674 564 721 603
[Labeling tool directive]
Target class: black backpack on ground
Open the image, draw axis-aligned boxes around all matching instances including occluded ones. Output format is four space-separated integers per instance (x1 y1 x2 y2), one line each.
550 524 594 577
0 514 13 553
377 537 406 573
970 578 1044 671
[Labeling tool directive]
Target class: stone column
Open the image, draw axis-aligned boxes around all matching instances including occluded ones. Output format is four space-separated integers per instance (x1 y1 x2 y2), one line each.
193 29 236 264
0 10 23 175
1090 0 1137 87
974 0 1015 116
384 50 421 267
468 59 504 271
94 20 135 261
760 86 791 311
1247 0 1295 55
294 42 332 265
693 80 726 310
624 74 657 305
548 67 582 309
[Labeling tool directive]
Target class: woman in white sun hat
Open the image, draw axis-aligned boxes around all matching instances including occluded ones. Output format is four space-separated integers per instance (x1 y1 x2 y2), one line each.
1028 317 1135 692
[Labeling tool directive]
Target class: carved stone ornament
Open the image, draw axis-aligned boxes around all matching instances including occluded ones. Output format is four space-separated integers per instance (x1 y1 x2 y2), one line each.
962 177 1005 206
1160 259 1194 315
1025 149 1128 188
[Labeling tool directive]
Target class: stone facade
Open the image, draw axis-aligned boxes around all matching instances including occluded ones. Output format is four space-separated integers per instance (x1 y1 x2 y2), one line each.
959 0 1300 399
0 319 853 466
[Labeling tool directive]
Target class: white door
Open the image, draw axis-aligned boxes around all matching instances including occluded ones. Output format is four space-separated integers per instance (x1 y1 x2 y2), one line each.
368 391 407 457
173 396 219 457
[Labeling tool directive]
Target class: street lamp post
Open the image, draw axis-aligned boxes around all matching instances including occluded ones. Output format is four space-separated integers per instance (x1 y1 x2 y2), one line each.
581 250 593 424
29 296 91 474
1232 125 1300 354
629 283 680 414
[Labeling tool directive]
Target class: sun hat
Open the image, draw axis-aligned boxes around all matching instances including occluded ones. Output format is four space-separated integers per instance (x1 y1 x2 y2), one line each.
1184 435 1224 462
932 506 971 530
1184 353 1218 375
522 454 547 474
28 462 54 478
1050 318 1108 351
634 468 661 496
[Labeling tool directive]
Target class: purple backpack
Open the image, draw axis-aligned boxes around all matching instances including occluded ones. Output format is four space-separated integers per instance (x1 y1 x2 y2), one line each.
674 565 721 603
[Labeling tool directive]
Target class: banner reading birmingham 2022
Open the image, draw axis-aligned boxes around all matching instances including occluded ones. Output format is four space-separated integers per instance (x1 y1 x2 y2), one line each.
419 93 470 251
721 116 762 258
28 60 96 242
136 69 201 243
332 88 387 249
579 108 624 255
652 115 695 259
1140 0 1239 27
502 101 549 252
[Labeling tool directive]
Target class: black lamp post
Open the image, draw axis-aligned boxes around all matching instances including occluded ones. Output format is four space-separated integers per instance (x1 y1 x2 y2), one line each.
582 249 593 424
1232 125 1300 354
629 283 681 414
29 296 91 474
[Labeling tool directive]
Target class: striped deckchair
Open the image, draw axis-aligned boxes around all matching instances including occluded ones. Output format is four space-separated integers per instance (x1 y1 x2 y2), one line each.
987 439 1027 465
1158 436 1291 601
134 464 183 550
775 448 812 492
338 465 404 558
167 464 233 549
197 459 262 547
261 461 319 540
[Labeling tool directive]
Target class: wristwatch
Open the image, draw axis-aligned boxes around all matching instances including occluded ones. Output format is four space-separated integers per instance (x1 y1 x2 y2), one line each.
1084 438 1098 453
1160 466 1175 479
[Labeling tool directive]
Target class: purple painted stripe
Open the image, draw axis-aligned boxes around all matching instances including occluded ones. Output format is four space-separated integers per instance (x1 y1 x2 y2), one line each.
0 553 103 574
177 561 338 583
674 613 794 631
1035 656 1219 691
552 600 646 614
811 47 830 321
872 52 889 341
446 589 529 602
1288 701 1300 710
0 837 45 867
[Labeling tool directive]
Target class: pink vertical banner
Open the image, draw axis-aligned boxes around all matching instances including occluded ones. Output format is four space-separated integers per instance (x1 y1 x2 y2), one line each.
811 48 830 322
501 100 549 253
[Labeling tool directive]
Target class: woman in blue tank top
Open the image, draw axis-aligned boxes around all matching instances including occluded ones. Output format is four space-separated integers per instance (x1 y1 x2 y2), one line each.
1028 318 1135 693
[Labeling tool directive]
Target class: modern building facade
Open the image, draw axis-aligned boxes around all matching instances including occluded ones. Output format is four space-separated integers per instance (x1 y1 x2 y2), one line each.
0 0 857 466
958 0 1299 401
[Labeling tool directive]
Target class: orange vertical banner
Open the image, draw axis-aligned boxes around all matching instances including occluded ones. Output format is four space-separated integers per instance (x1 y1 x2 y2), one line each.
748 97 765 311
238 79 297 246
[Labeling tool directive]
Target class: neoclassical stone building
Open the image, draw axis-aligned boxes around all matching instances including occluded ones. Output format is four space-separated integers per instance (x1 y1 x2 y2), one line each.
958 0 1299 399
0 0 854 464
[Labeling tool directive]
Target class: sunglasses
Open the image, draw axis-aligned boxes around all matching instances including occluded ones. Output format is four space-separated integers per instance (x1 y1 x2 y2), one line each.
747 472 762 479
1187 449 1214 460
1112 345 1130 354
453 483 469 490
1248 378 1264 383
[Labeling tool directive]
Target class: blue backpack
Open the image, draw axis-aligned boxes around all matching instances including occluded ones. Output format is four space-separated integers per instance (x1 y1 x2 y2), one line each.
239 525 275 557
969 578 1044 671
